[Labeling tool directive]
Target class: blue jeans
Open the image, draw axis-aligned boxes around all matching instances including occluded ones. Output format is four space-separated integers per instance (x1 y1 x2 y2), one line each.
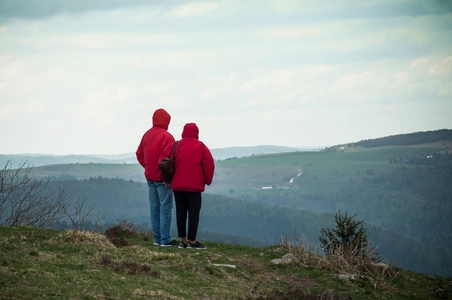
147 180 174 244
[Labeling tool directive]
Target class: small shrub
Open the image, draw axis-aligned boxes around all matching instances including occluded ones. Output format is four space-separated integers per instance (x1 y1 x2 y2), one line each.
317 211 390 278
319 210 370 258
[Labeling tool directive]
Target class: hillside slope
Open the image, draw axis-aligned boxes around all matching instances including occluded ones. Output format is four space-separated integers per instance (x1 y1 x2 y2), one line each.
1 225 451 299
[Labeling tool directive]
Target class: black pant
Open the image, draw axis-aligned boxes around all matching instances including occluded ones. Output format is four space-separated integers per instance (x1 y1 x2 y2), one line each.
174 191 202 241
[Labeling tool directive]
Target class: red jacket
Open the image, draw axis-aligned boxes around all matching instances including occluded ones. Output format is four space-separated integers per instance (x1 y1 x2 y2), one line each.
136 109 175 181
171 123 215 192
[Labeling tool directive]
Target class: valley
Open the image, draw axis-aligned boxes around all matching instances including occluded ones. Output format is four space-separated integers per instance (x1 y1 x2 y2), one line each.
1 130 451 277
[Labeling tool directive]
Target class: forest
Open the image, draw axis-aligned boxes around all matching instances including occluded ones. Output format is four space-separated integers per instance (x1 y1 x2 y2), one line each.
326 129 452 150
354 129 452 148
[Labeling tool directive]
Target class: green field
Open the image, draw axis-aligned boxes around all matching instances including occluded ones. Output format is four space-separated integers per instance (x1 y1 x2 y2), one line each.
211 145 444 196
28 145 444 196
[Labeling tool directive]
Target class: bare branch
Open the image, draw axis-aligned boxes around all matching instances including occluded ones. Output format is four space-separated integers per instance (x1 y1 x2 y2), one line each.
0 162 70 227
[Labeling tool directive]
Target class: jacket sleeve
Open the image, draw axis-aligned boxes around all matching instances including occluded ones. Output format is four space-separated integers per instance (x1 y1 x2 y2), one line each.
136 139 145 168
201 143 215 186
159 134 176 163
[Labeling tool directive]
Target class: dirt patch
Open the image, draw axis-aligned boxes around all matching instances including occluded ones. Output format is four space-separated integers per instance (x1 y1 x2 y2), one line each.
104 225 132 247
98 254 159 277
253 287 346 300
234 258 266 271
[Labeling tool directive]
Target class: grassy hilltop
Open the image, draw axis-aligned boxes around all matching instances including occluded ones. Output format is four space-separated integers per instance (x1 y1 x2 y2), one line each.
1 225 451 299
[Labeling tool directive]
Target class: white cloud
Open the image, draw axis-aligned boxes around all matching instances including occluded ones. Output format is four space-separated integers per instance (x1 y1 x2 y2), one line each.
428 56 452 76
409 57 430 69
201 75 237 99
269 0 310 13
168 2 220 17
265 26 330 39
133 51 201 68
438 82 452 97
333 71 391 99
240 66 334 105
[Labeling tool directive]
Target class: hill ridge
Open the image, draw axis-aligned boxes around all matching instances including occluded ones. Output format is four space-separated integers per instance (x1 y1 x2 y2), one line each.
325 129 452 152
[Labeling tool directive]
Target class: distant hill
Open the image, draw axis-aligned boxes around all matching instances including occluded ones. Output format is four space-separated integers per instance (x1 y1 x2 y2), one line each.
0 145 316 167
0 153 136 168
325 129 452 152
3 130 451 168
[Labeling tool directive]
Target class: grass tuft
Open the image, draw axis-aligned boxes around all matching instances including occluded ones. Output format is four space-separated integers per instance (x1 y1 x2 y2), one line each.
56 229 115 249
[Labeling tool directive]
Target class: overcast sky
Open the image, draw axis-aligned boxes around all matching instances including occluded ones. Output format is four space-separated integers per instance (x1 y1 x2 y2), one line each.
1 0 451 155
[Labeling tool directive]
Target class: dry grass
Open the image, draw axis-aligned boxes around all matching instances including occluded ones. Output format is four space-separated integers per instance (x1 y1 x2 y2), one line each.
56 229 115 249
272 235 394 280
123 245 179 260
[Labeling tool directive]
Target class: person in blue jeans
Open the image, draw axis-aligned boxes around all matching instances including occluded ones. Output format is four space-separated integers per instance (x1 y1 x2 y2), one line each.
146 180 174 246
136 109 178 247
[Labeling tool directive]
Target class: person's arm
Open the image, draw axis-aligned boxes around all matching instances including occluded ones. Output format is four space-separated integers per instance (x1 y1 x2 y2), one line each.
201 144 215 185
136 141 145 168
160 135 176 162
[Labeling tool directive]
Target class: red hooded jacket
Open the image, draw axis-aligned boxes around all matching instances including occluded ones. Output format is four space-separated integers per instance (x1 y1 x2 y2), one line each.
136 109 175 181
171 123 215 192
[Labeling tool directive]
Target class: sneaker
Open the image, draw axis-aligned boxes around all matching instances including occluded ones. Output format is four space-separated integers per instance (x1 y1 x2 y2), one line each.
188 241 207 249
161 239 178 247
153 242 160 246
178 241 188 249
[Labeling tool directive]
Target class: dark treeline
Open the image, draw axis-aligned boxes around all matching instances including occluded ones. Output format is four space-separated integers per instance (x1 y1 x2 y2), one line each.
47 177 149 222
354 129 452 148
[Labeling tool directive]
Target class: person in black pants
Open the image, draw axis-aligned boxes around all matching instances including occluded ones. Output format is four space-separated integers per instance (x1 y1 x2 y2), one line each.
174 191 202 248
169 123 215 249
